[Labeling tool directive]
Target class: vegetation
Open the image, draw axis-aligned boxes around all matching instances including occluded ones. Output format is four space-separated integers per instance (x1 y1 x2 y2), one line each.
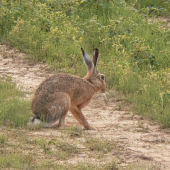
2 0 169 127
0 0 170 126
125 0 170 17
0 128 120 170
85 138 116 153
0 126 160 169
0 77 31 127
0 0 170 168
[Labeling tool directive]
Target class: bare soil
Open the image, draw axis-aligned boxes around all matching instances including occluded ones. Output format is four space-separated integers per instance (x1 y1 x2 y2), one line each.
0 44 170 169
148 17 170 28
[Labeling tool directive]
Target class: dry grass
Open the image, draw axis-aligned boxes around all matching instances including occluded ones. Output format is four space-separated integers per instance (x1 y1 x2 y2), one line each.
0 125 162 170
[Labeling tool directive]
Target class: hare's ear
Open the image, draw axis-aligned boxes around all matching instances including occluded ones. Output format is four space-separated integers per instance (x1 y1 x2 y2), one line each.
93 48 99 68
81 48 94 71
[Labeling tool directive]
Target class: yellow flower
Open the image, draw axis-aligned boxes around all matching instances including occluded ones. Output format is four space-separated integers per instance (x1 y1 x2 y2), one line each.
80 0 85 4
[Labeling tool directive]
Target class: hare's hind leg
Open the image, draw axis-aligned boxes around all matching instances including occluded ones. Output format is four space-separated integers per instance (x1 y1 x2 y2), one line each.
58 93 71 127
45 93 71 128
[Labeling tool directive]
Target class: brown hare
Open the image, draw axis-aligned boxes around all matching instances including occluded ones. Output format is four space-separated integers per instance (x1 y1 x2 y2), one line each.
31 48 107 130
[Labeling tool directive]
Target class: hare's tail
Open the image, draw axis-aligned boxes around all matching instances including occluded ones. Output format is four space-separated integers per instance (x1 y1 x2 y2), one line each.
27 116 56 128
31 115 40 122
27 116 41 128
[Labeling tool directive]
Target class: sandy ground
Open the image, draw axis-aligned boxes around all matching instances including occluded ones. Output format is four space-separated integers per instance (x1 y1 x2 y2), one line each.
0 44 170 169
148 17 170 28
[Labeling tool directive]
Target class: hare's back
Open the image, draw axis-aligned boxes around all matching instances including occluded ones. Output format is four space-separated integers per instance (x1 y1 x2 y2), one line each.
35 73 94 96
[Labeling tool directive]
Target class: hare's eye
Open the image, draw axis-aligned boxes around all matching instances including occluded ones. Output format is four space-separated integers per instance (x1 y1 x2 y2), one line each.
100 74 105 80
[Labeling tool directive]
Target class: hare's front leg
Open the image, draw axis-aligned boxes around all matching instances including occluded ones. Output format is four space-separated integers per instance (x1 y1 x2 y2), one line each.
70 106 95 130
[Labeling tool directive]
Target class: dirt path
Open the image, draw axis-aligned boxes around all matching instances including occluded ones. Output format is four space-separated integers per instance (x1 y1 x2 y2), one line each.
148 17 170 28
0 44 170 169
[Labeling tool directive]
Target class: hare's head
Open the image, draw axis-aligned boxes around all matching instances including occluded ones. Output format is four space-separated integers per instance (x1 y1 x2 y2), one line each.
81 48 107 93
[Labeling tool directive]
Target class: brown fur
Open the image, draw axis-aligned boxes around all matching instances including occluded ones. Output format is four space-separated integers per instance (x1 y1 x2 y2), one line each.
31 48 106 130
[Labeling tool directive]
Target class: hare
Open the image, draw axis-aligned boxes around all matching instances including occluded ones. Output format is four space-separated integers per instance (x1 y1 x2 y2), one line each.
31 48 106 130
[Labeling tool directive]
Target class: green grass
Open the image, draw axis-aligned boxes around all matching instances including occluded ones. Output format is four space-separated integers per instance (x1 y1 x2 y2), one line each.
0 77 31 127
51 139 80 155
86 138 116 153
0 0 170 128
0 125 161 170
0 134 7 145
125 0 170 17
0 128 158 170
63 127 84 138
0 128 121 170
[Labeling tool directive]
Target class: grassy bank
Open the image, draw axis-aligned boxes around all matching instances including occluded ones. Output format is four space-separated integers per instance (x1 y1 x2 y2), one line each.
125 0 170 17
0 0 170 128
0 77 31 127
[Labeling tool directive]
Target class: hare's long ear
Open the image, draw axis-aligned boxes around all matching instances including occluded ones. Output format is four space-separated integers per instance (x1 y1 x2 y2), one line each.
93 48 99 68
81 48 93 71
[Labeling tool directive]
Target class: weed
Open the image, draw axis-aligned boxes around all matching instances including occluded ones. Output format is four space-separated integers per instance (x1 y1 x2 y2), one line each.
64 127 84 138
35 162 68 170
0 134 7 145
73 160 119 170
55 140 80 154
48 138 80 159
86 138 116 153
102 160 119 170
137 122 149 133
0 151 33 169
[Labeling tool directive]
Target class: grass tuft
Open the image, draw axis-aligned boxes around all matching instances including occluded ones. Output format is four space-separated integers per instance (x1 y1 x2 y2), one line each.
64 127 84 138
0 77 32 127
0 134 7 145
86 138 116 153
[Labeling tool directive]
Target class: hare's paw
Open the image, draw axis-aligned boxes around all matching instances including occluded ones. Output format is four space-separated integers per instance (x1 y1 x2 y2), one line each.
85 125 96 130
